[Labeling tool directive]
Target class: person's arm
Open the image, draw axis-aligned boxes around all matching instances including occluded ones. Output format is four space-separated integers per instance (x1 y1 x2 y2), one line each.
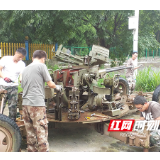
19 63 26 83
19 73 22 83
0 57 13 83
0 65 5 79
47 80 62 91
154 116 160 120
134 64 143 70
138 112 145 120
47 80 56 89
140 117 145 120
42 64 62 91
133 117 145 121
0 65 12 83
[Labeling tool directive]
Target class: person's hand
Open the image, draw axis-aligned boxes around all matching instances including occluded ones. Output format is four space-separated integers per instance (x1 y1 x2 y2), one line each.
55 85 62 91
4 77 12 83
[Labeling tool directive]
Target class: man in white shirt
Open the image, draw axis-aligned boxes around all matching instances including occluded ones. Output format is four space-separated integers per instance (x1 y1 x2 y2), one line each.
0 48 26 121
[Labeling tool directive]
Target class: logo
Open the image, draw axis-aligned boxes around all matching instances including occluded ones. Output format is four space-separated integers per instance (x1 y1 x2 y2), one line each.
108 119 135 131
133 120 160 131
108 119 160 132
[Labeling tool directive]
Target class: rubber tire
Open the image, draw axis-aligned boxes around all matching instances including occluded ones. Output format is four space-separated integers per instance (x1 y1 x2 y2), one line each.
116 77 129 95
0 114 21 152
152 84 160 103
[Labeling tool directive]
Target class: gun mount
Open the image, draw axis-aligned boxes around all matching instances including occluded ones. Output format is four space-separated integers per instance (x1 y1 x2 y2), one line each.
41 44 135 122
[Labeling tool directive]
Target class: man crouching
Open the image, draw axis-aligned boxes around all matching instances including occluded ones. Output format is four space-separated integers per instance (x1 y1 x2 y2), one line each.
21 50 62 152
133 95 160 146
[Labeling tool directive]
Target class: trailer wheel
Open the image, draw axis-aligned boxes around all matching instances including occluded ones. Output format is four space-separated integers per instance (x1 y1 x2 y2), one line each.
0 114 21 152
152 84 160 103
116 77 129 95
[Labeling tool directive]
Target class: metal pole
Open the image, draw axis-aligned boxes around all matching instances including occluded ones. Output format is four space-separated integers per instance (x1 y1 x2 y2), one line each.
55 43 58 51
133 10 139 77
25 38 29 60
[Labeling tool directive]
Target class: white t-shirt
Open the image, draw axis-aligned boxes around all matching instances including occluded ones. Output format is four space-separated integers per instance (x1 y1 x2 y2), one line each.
0 56 25 86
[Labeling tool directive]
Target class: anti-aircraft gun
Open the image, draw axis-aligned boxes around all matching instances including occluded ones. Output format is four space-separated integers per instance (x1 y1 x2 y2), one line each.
45 44 135 122
44 45 153 151
0 45 154 152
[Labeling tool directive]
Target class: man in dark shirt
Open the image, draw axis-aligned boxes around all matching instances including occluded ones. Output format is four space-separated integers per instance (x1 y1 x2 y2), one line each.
133 95 160 121
133 95 160 146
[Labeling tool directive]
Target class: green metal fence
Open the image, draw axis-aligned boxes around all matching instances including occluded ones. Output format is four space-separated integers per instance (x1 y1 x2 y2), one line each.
63 46 160 59
143 48 160 58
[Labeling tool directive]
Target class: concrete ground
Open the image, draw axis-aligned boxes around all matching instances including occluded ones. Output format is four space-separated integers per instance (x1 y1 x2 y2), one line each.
3 106 160 152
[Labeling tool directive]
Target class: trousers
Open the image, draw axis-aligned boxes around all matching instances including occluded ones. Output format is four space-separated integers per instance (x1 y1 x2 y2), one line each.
23 105 49 152
0 85 18 121
126 76 136 94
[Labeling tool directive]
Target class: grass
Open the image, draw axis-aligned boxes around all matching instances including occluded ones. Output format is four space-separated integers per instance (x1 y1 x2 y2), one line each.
97 66 160 92
135 66 160 92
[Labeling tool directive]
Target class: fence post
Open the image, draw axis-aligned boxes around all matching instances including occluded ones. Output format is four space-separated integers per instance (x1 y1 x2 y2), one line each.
89 46 91 55
25 36 29 60
1 42 2 57
146 49 147 58
71 47 73 55
3 43 5 56
11 43 13 56
55 43 58 51
153 50 154 58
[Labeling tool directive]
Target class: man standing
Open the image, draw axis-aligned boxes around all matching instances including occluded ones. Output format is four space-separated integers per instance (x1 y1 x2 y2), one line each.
21 50 61 152
0 48 26 121
126 52 141 94
133 95 160 146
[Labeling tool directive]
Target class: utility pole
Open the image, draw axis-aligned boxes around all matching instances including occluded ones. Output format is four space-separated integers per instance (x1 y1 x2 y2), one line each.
133 10 139 77
128 10 139 76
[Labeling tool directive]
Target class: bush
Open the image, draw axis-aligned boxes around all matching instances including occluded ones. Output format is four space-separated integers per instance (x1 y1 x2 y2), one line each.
135 66 160 92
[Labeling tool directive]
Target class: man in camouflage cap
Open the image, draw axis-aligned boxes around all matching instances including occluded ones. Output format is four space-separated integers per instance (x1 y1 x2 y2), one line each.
21 50 62 152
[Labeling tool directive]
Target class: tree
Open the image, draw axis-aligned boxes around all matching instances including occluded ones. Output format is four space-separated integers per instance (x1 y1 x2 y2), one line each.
0 10 160 64
138 10 160 56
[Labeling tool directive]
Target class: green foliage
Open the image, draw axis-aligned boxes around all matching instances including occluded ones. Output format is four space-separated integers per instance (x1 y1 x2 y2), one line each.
46 64 62 71
18 84 23 93
97 78 105 88
18 79 23 93
0 10 160 64
135 66 160 92
99 64 104 69
97 71 126 88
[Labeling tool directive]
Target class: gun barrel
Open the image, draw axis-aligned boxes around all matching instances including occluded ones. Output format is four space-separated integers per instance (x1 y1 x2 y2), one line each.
99 66 133 74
